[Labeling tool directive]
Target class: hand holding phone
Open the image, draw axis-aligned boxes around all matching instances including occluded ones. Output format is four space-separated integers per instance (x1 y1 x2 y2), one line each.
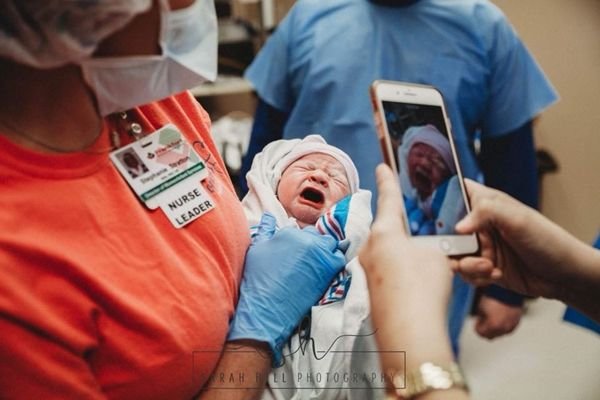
370 80 479 256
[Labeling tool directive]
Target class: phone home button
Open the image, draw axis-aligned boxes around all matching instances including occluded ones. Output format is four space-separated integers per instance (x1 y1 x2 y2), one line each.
439 239 452 253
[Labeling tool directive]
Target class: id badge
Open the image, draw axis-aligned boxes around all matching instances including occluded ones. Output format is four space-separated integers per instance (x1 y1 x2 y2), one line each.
110 124 209 210
157 181 216 229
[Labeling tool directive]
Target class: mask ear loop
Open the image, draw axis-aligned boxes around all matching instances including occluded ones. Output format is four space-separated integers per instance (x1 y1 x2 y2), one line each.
158 0 172 11
157 0 172 55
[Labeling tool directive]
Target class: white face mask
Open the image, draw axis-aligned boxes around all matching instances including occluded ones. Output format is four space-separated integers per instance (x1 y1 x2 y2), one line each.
81 0 218 116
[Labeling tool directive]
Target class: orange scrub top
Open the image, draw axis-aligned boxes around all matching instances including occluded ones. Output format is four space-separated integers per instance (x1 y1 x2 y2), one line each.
0 92 249 399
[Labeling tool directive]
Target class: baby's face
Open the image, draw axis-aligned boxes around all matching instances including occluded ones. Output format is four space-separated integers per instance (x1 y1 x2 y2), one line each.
407 142 452 199
277 153 351 227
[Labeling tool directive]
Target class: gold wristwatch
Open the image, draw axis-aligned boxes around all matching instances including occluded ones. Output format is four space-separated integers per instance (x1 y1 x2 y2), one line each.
389 361 468 399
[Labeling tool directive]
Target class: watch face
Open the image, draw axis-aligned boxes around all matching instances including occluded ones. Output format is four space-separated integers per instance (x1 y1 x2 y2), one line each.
420 362 453 389
394 362 468 397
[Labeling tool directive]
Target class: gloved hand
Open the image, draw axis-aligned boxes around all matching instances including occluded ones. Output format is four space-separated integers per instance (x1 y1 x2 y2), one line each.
228 212 346 366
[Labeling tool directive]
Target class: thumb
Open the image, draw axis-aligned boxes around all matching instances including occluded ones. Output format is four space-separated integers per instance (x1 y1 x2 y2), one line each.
253 212 277 243
455 179 492 234
373 164 408 237
475 315 490 338
455 211 480 234
302 225 340 253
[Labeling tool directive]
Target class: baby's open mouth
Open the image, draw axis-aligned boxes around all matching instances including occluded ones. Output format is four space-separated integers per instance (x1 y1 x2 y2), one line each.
414 168 431 188
300 187 325 205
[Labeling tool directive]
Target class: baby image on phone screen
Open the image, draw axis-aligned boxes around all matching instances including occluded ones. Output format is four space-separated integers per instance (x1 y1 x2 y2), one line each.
242 135 382 399
397 124 467 235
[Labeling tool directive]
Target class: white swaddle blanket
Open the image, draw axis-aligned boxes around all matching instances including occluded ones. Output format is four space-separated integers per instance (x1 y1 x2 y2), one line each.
242 135 384 400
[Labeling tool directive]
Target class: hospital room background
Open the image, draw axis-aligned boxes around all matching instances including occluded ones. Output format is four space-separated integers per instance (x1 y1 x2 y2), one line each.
200 1 600 399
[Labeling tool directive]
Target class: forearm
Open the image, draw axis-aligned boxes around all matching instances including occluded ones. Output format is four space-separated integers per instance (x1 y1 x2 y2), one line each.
380 321 468 400
373 297 467 399
197 340 271 400
555 245 600 322
509 203 600 316
524 207 600 300
369 257 454 376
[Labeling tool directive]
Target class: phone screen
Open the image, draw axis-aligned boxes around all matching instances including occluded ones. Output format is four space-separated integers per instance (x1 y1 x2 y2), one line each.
381 100 467 236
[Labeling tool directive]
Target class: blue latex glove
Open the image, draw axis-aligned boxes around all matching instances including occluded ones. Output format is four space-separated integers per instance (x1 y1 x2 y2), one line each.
228 213 346 366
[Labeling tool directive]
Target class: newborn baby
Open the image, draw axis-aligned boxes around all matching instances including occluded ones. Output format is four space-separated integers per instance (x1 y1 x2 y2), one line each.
242 135 381 400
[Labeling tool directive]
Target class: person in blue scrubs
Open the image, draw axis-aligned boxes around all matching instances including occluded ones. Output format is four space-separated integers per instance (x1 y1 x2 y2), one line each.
240 0 558 353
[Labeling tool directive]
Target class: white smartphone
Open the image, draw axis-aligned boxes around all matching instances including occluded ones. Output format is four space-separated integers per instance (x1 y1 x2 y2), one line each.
370 80 479 256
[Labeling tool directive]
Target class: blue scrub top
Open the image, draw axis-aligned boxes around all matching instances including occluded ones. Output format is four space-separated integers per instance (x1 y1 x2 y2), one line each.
246 0 557 195
245 0 558 353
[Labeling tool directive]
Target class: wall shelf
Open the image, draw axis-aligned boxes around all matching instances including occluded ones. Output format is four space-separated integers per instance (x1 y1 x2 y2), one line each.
190 75 254 97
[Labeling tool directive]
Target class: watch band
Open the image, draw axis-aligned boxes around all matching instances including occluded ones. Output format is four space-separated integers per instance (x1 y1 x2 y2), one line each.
391 361 469 399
